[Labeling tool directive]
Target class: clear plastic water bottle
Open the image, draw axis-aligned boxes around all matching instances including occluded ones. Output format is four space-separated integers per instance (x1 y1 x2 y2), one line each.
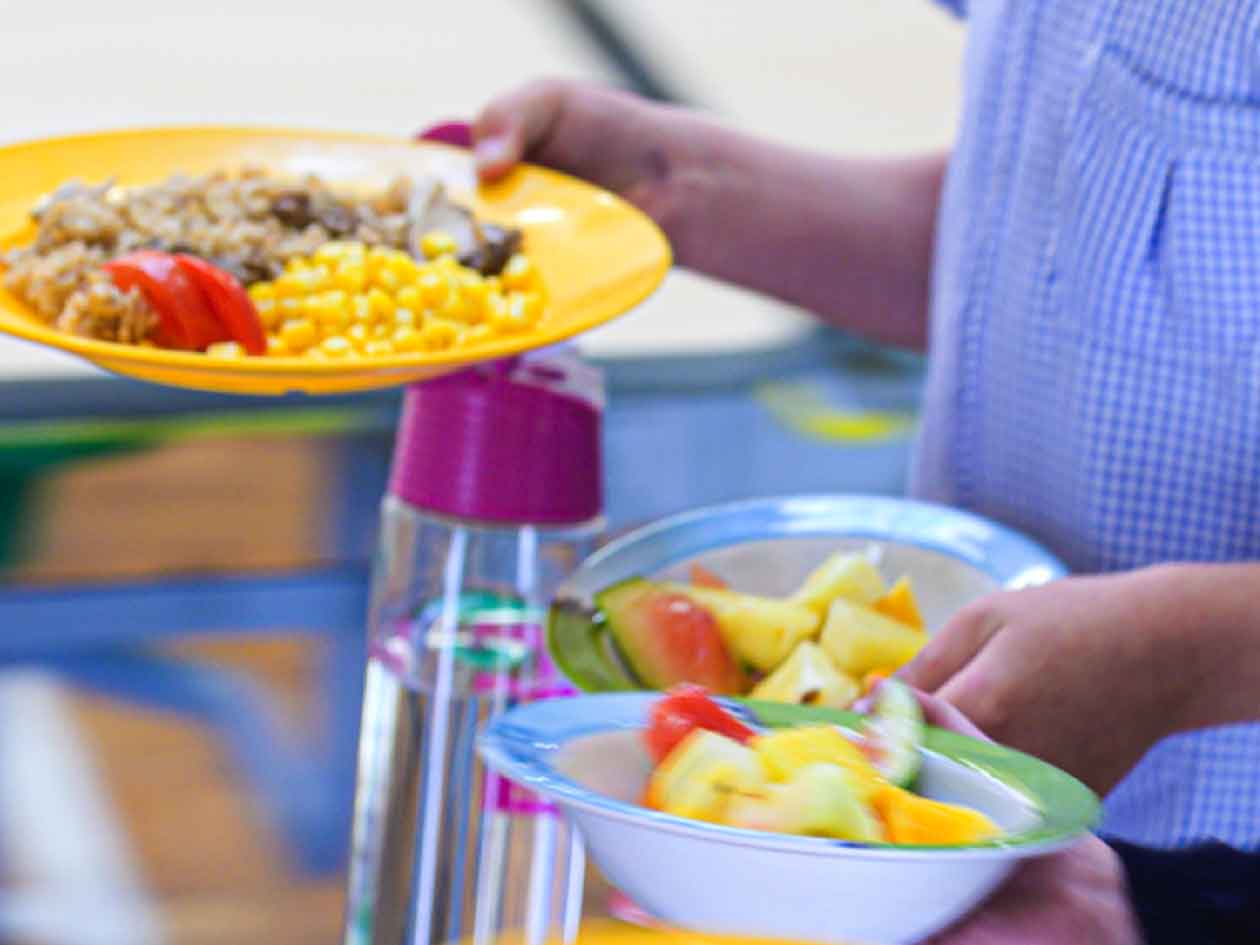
344 348 603 945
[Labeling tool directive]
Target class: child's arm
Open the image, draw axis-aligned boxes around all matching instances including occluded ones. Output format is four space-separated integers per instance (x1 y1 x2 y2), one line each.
473 79 947 351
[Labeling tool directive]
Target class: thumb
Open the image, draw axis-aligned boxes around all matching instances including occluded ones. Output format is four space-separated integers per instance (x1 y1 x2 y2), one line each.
472 79 570 181
914 688 993 743
897 599 1002 693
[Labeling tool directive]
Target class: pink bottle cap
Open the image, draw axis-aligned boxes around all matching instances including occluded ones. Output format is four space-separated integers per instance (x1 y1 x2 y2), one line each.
388 351 603 525
416 122 473 148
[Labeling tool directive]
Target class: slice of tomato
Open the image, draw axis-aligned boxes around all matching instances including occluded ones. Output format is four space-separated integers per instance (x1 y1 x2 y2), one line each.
643 684 756 763
174 255 266 355
103 251 227 350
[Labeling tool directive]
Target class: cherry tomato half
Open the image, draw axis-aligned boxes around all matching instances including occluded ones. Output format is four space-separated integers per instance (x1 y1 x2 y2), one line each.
643 684 756 763
103 251 227 350
174 255 266 355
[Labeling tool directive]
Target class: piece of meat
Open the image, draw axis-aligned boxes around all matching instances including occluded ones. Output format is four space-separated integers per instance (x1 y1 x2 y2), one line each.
458 223 523 276
271 192 314 229
313 202 358 237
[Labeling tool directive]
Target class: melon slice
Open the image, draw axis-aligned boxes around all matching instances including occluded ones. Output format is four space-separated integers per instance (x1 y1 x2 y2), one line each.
597 579 746 694
668 584 819 672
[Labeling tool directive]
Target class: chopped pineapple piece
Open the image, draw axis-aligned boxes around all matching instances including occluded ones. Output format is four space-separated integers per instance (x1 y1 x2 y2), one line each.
872 576 926 630
648 730 767 823
666 584 819 672
820 599 927 679
750 725 883 801
749 641 860 709
790 552 887 618
726 763 884 842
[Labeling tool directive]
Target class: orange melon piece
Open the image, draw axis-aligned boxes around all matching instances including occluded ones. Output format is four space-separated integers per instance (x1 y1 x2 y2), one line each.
873 784 1001 846
689 563 729 589
872 576 925 631
861 667 895 697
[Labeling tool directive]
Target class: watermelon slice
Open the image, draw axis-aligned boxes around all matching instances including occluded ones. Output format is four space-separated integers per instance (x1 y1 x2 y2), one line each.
596 579 747 695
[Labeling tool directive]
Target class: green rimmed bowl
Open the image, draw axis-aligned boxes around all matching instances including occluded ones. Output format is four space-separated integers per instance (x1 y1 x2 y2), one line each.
479 693 1099 945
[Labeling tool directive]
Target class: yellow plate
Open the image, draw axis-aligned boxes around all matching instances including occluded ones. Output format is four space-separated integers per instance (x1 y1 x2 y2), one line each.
0 126 672 395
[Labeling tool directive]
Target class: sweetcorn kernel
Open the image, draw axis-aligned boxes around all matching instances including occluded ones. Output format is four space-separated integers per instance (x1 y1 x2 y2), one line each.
207 341 245 359
248 283 277 304
392 327 424 352
459 275 488 307
350 295 374 324
485 292 509 326
255 298 281 329
461 324 495 346
437 289 477 325
386 252 419 281
266 336 291 357
393 307 418 329
395 286 422 311
333 263 368 294
417 270 447 306
420 319 459 351
364 340 394 357
273 273 307 297
320 336 355 358
314 241 364 265
517 290 545 325
373 267 401 293
487 294 531 334
501 254 535 290
420 230 457 258
279 318 318 351
346 323 372 349
366 245 394 266
367 287 395 319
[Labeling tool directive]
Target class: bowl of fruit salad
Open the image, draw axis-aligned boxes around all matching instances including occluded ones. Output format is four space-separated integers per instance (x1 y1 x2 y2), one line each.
479 685 1100 945
547 495 1066 707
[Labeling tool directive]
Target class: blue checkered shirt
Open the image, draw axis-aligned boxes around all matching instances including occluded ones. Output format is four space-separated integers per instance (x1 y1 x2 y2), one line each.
913 1 1260 847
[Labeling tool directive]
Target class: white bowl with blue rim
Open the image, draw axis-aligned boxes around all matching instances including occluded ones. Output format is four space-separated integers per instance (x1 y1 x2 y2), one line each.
547 494 1067 692
479 692 1099 945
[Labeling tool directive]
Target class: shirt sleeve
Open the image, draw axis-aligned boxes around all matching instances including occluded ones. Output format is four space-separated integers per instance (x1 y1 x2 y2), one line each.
1107 840 1260 945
